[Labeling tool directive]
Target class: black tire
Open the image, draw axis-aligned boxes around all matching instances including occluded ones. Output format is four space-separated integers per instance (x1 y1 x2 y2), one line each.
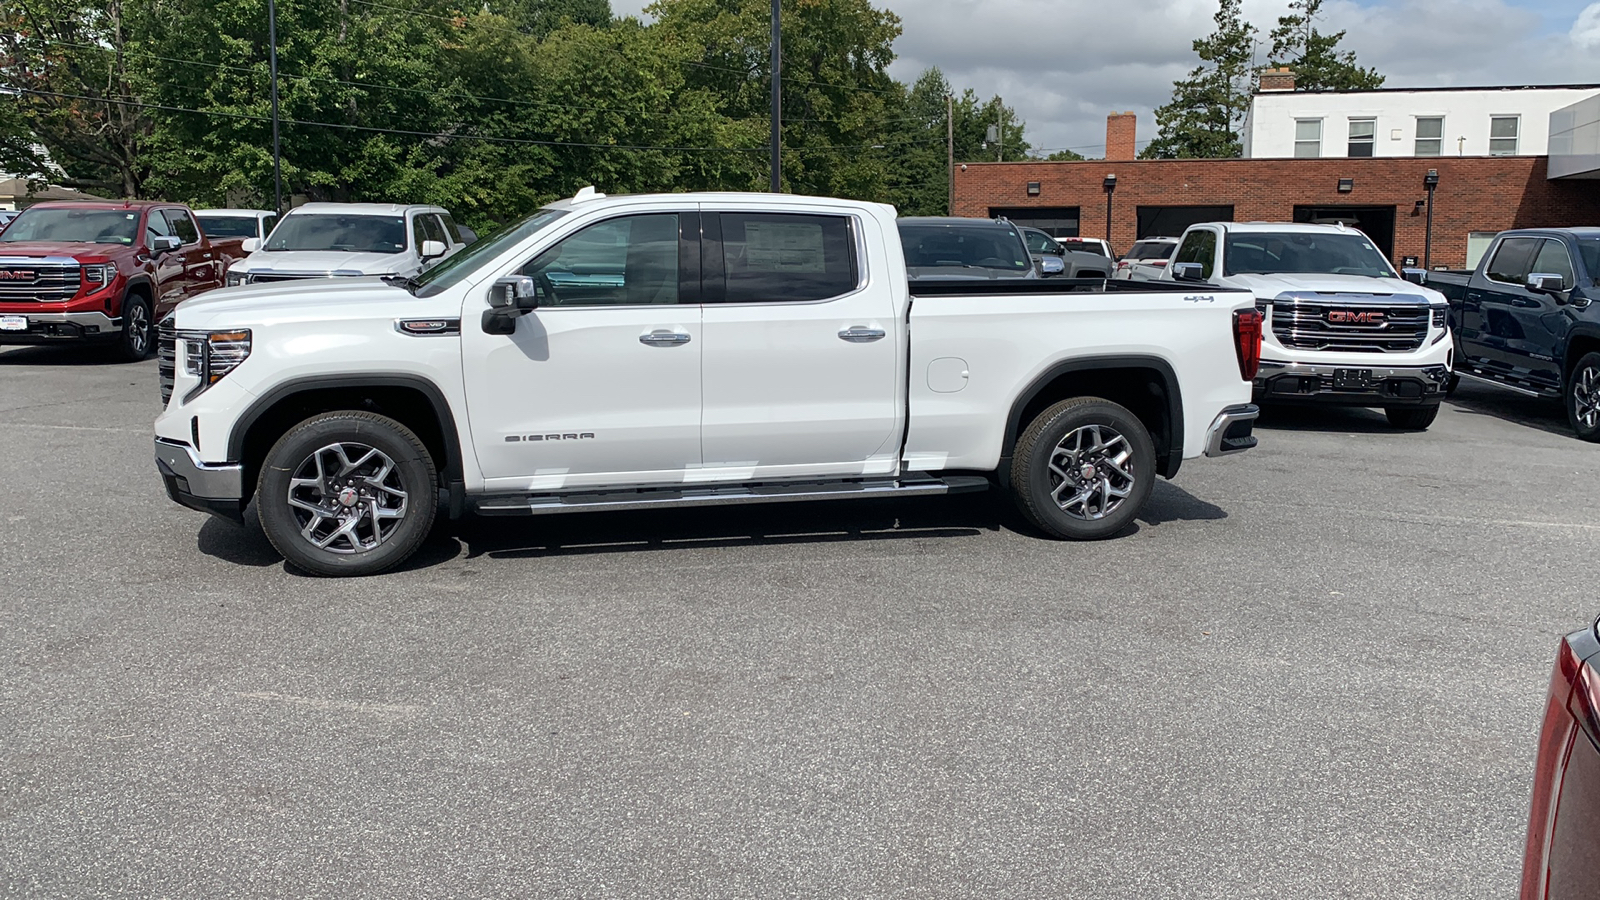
256 411 437 576
1010 397 1156 540
113 293 154 362
1566 351 1600 442
1385 404 1439 430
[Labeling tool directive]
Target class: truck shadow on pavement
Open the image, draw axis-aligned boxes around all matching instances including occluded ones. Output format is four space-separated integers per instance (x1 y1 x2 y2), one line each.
1254 402 1398 433
1443 382 1572 439
196 480 1229 572
0 345 137 366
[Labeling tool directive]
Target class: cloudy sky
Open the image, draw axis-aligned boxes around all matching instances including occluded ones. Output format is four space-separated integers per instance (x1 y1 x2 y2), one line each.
614 0 1600 157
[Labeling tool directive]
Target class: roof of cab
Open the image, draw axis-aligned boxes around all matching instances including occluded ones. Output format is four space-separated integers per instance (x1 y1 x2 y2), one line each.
541 187 896 218
284 202 448 216
195 208 275 217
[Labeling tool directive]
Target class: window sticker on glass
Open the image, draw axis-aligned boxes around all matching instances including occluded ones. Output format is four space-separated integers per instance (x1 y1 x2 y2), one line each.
743 221 827 273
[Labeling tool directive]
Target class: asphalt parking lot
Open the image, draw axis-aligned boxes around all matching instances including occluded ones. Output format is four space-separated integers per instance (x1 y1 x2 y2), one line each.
2 343 1595 898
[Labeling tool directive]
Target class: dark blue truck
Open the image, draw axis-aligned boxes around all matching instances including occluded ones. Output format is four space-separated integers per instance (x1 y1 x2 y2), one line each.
1416 228 1600 439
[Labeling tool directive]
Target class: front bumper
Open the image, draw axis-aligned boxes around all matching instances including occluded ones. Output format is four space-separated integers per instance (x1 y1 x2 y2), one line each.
0 309 118 343
155 437 245 522
1253 360 1450 407
1204 404 1260 457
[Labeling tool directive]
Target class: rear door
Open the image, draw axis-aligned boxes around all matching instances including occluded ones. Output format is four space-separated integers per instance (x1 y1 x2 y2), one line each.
698 208 902 480
460 209 704 490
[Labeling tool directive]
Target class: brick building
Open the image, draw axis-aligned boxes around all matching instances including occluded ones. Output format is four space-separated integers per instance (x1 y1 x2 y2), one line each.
955 108 1600 270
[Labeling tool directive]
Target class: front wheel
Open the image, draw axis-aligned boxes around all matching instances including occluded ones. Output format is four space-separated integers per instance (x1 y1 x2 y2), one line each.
113 294 153 361
1010 397 1156 540
1567 352 1600 442
1385 404 1439 430
256 411 438 576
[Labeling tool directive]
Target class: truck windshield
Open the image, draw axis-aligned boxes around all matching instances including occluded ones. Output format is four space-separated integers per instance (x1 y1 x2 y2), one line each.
413 208 568 298
899 223 1031 272
0 208 141 245
1580 239 1600 284
265 214 407 254
1223 232 1396 278
197 215 261 238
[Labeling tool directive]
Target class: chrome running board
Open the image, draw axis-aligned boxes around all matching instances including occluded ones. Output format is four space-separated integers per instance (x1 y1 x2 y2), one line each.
472 474 990 516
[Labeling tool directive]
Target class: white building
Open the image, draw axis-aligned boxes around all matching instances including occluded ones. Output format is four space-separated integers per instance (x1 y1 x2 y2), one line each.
1242 70 1600 162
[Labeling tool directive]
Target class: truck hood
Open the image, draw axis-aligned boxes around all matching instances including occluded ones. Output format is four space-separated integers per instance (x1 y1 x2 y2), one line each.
0 241 125 260
228 249 414 275
172 277 432 328
1226 272 1446 304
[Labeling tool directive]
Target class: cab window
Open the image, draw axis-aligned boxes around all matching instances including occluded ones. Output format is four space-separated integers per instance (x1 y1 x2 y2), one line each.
518 214 681 306
1173 230 1217 279
1530 239 1575 289
1486 237 1541 286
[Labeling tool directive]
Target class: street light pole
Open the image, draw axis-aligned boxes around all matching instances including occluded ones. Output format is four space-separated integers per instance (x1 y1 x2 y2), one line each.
1423 168 1439 269
1103 173 1117 245
769 0 781 193
946 93 954 216
268 0 282 215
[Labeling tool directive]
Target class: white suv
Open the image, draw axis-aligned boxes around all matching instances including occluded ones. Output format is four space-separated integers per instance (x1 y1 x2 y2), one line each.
225 203 464 286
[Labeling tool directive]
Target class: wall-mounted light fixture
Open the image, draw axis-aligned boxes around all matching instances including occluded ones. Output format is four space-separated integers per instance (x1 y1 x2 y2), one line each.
1027 181 1041 196
1337 177 1354 193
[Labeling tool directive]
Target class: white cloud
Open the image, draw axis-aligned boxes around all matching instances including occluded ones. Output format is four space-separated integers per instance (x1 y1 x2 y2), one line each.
1570 1 1600 48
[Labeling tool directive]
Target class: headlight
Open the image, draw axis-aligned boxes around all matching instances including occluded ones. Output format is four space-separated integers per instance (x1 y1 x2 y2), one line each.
225 270 245 287
180 329 251 399
1431 305 1447 328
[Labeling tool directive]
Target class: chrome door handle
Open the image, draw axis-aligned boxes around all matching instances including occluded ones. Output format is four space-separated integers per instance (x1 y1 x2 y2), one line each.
202 252 213 259
838 327 886 342
639 330 691 345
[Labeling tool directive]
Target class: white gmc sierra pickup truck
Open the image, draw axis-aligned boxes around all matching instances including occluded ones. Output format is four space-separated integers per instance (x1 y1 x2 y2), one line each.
155 189 1263 576
1161 221 1453 429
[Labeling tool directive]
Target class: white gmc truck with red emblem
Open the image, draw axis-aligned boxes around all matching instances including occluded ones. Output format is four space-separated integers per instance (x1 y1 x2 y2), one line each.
1160 221 1453 429
155 189 1263 576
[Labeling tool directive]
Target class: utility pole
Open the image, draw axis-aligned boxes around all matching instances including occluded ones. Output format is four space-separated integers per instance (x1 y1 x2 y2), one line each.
268 0 282 215
768 0 781 192
946 94 954 216
995 100 1003 163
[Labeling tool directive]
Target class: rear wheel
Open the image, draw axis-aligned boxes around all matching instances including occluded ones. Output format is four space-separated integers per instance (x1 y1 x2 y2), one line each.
1385 404 1439 430
1010 397 1155 540
1566 352 1600 442
113 293 153 361
256 411 437 576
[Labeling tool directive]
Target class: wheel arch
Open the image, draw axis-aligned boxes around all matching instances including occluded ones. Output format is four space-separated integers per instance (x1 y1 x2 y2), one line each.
1563 326 1600 384
1000 355 1184 481
119 274 155 316
227 374 466 517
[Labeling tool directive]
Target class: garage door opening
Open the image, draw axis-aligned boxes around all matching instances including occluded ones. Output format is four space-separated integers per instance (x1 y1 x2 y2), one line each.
1136 205 1234 240
989 207 1080 238
1292 205 1396 260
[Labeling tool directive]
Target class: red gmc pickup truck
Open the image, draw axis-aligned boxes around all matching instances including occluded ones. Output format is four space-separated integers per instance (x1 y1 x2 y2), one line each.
0 201 236 360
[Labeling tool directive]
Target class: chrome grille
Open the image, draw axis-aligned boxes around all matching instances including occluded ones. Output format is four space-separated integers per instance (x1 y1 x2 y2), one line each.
0 262 81 302
1270 301 1429 353
158 318 176 405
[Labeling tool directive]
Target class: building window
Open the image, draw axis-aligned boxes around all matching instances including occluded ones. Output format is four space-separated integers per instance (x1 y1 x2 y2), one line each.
1415 117 1443 157
1466 232 1498 269
1294 119 1322 158
1347 119 1376 157
1490 116 1519 156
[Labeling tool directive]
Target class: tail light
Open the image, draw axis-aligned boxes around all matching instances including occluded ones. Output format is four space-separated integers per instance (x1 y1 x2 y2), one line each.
1233 309 1263 381
1152 260 1167 268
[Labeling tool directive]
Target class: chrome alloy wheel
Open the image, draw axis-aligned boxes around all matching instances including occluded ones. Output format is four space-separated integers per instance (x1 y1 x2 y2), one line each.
1575 364 1600 429
286 442 409 554
1047 423 1136 520
127 302 149 354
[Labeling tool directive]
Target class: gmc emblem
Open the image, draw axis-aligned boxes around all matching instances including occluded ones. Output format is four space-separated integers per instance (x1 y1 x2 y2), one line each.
0 270 35 281
1328 309 1385 325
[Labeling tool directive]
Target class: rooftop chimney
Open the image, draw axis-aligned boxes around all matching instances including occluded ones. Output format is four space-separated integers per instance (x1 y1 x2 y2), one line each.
1258 66 1295 92
1106 111 1137 162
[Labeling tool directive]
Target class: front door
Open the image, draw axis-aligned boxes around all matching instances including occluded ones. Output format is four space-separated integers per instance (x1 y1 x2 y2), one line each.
698 210 901 480
461 211 703 491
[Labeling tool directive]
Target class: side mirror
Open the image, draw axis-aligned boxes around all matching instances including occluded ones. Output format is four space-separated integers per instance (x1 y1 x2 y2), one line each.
489 275 539 311
1527 272 1566 294
420 239 448 260
1171 262 1206 282
1038 256 1065 276
151 234 181 253
1401 267 1427 285
240 237 261 253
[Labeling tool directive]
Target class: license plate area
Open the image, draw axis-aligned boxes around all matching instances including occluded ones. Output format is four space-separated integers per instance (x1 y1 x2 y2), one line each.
0 315 27 332
1333 368 1373 390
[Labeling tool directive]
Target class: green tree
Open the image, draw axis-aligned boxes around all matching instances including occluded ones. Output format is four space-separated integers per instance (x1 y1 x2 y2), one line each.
1142 0 1256 159
1044 148 1085 161
1267 0 1383 91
